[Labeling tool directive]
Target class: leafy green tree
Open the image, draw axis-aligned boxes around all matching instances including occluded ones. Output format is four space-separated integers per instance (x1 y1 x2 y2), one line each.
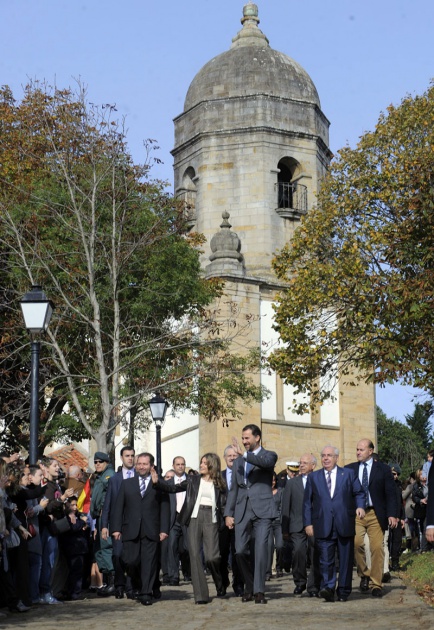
405 402 433 451
269 83 434 411
377 406 425 478
0 82 266 454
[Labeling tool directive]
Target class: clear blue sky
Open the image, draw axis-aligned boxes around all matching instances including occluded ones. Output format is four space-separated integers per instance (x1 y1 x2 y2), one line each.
2 0 433 423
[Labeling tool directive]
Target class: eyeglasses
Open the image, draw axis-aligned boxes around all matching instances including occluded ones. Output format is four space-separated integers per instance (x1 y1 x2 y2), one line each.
94 460 104 464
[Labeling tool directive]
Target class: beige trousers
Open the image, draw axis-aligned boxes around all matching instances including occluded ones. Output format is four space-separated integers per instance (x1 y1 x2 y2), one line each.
355 509 384 589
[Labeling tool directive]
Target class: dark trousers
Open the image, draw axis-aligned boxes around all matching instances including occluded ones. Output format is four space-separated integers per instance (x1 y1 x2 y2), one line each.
266 518 284 576
0 560 18 608
316 533 354 598
122 535 158 597
9 538 31 606
160 536 169 580
291 531 321 592
167 520 190 581
388 525 403 564
65 554 85 598
219 526 244 593
112 538 124 586
282 537 293 572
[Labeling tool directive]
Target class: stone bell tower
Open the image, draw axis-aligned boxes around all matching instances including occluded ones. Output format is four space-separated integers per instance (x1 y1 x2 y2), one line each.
168 2 376 467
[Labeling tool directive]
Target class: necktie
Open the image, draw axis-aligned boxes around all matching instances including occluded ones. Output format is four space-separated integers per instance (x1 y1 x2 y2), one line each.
139 476 146 497
326 471 332 495
362 463 369 508
302 475 307 489
245 461 253 484
227 469 232 491
127 470 132 479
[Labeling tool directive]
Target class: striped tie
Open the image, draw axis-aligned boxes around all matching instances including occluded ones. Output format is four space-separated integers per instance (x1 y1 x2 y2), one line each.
326 471 332 495
140 476 146 497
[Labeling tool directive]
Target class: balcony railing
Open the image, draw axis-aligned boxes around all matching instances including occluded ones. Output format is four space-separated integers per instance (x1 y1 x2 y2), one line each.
275 181 308 220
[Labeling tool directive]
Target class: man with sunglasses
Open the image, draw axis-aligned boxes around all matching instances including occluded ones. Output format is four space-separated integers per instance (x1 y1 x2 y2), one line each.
90 452 116 596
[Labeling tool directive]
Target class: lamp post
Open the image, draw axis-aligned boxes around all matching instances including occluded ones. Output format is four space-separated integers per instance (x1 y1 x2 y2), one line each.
20 285 54 465
148 393 169 475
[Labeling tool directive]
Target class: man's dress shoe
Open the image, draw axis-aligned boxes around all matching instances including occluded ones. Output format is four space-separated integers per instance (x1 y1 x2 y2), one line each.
360 576 370 592
114 587 124 599
319 587 335 602
138 596 152 606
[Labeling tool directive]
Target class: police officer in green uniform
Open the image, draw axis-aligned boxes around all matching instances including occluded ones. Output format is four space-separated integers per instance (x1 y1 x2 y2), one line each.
90 452 116 595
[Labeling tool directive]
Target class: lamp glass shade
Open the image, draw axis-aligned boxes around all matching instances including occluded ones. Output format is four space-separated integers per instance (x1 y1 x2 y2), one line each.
20 286 54 333
148 395 169 425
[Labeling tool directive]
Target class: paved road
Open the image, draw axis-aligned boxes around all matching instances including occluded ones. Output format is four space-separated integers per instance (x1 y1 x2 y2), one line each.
1 571 432 630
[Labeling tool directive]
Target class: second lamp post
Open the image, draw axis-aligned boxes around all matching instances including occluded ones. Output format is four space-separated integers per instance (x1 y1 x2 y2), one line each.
20 285 54 465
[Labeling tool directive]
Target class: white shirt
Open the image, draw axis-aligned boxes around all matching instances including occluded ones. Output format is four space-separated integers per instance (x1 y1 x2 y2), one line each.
122 468 134 480
175 474 186 512
225 468 232 491
191 478 217 523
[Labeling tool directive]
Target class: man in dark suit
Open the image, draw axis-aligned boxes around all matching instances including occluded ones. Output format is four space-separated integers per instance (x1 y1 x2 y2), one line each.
160 468 175 584
282 453 320 596
219 444 244 596
303 445 365 602
100 445 135 598
346 439 398 597
166 456 190 586
111 452 170 606
224 424 277 604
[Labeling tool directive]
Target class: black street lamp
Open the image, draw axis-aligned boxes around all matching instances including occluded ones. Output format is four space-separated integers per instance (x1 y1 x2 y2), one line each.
20 285 54 465
148 393 169 475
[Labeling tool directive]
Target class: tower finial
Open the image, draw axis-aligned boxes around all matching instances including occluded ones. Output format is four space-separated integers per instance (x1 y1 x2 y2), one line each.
232 3 268 48
242 2 259 25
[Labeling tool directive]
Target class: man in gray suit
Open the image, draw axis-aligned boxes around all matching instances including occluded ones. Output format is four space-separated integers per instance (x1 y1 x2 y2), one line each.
281 453 320 596
224 424 277 604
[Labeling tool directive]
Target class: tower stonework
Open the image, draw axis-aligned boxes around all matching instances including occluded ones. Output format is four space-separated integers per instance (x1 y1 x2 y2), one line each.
169 3 376 467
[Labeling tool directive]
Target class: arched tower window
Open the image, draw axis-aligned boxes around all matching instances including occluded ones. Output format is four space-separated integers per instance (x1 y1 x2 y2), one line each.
176 167 197 229
275 157 308 220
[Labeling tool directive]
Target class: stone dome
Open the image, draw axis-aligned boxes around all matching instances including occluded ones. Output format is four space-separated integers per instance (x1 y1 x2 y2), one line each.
184 2 320 112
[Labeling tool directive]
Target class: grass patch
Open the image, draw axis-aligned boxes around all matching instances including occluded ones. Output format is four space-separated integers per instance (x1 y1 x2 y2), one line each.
400 552 434 607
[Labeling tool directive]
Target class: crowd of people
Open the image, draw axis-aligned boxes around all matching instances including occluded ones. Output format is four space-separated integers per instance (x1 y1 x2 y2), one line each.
0 428 433 616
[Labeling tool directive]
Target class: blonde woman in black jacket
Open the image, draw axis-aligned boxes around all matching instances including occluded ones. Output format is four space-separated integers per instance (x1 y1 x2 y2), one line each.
151 452 225 604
